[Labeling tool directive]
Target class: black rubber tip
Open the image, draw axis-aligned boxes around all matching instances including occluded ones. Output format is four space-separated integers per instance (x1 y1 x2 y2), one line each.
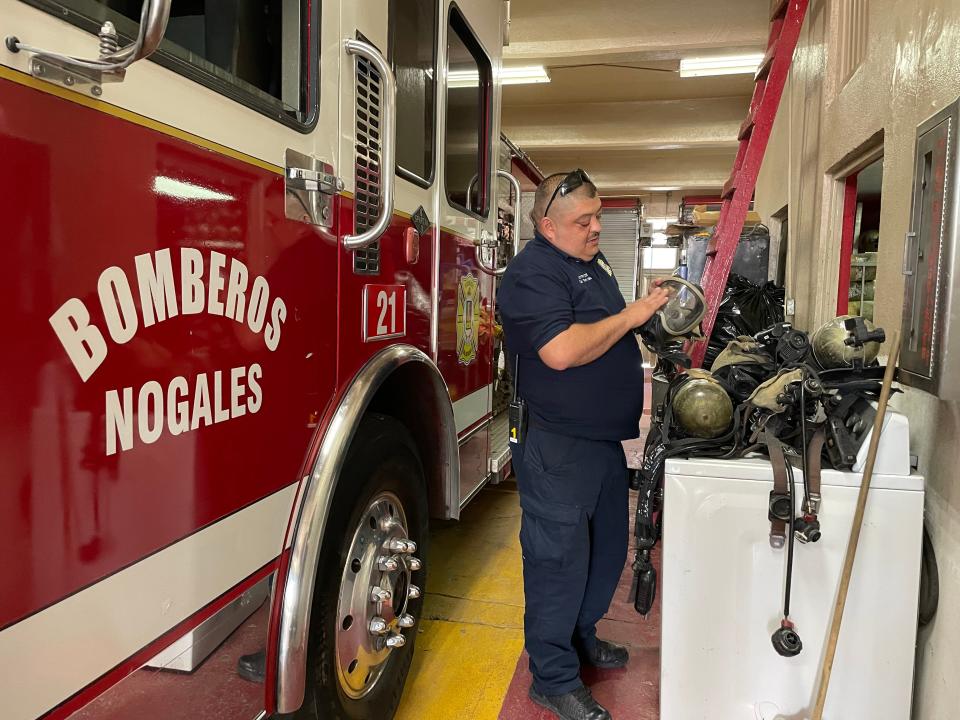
5 36 21 53
795 517 822 543
633 567 657 616
771 626 803 657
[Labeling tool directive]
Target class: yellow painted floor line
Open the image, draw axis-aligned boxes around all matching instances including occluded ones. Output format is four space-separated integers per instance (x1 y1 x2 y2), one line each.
396 483 526 720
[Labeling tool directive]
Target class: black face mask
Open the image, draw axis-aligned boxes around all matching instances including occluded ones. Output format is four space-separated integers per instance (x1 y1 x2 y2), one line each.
637 314 692 369
635 278 707 369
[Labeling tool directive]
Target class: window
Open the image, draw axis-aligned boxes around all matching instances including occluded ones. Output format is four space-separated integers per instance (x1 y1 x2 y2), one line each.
839 156 883 321
444 6 492 217
390 0 438 185
642 247 680 271
27 0 318 130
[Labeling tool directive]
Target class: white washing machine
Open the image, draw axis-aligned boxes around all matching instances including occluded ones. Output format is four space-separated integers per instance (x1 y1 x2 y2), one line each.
660 435 924 720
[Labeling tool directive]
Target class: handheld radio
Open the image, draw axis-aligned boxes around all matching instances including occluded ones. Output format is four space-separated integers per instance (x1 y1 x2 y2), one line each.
507 353 527 444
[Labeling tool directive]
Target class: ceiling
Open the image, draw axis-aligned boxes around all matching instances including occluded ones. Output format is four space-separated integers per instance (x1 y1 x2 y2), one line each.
501 0 772 201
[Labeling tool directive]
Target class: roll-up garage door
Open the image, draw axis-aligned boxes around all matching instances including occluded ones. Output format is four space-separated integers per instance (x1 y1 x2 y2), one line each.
598 208 640 302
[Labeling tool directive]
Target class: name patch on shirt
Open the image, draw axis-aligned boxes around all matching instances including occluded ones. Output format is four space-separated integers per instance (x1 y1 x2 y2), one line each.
577 272 593 284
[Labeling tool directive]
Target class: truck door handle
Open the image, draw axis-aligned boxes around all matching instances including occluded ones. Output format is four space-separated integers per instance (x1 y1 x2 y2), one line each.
475 170 522 277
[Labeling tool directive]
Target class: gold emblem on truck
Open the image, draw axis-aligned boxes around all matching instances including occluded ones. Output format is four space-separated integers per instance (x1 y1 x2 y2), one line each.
456 273 480 365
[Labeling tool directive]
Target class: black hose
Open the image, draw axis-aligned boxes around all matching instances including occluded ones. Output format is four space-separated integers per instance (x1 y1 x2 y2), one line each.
784 459 797 618
918 523 940 627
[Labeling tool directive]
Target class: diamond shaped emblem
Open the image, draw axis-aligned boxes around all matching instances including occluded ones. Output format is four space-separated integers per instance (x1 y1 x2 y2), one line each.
412 205 430 237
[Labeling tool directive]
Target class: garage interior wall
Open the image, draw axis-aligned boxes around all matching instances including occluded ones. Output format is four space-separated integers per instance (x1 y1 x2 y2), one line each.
753 1 960 717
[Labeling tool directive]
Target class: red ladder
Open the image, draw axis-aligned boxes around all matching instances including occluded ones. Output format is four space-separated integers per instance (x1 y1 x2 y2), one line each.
690 0 810 368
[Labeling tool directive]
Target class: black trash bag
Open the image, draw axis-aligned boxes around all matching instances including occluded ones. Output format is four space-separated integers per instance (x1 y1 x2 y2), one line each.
705 274 785 369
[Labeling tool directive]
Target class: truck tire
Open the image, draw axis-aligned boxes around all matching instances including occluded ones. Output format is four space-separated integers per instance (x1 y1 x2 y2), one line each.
295 413 428 720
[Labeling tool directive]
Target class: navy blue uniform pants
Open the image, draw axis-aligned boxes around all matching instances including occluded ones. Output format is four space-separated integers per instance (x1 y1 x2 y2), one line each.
513 426 629 696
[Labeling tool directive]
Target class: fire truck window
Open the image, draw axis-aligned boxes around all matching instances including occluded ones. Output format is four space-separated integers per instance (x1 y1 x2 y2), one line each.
444 8 492 217
34 1 317 129
390 0 438 185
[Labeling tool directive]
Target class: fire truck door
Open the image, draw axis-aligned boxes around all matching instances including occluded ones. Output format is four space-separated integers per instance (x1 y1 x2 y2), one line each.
339 0 438 370
437 0 503 507
0 2 341 717
336 0 504 511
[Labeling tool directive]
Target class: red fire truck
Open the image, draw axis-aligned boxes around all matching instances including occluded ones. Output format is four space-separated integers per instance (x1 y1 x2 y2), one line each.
0 1 517 718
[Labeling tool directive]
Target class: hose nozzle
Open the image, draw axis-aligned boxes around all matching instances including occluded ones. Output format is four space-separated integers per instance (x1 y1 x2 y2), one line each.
771 620 803 657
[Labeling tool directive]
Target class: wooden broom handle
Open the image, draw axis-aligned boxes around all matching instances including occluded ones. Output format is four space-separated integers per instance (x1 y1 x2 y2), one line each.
811 330 901 719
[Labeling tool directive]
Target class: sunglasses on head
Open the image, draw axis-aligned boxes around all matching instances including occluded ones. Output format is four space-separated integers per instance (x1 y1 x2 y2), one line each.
544 169 592 218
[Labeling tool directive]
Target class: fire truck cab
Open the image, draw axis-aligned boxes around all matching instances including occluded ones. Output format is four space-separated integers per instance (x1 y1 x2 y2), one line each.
0 1 513 718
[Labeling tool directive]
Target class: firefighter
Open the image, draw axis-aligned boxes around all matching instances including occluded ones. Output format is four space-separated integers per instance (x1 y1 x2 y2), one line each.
498 170 670 720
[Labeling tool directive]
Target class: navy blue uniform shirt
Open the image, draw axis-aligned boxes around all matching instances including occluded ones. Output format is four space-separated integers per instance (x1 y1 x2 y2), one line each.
498 232 644 441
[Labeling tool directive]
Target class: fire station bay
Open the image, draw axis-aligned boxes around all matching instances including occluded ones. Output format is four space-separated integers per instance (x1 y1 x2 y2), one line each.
4 1 960 719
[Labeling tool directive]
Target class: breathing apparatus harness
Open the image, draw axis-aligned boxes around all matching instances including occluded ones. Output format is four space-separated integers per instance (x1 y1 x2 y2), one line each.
630 367 749 615
748 319 887 657
631 317 891 660
752 367 826 657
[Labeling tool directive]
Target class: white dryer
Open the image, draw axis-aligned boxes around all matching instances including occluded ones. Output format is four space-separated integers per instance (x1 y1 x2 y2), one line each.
660 441 923 720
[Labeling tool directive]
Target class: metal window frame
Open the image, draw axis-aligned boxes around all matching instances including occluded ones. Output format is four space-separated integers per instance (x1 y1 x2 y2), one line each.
442 2 493 220
22 0 320 133
388 0 439 188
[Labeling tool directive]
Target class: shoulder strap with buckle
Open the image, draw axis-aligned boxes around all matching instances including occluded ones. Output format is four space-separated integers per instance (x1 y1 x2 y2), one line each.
764 426 790 549
804 426 826 515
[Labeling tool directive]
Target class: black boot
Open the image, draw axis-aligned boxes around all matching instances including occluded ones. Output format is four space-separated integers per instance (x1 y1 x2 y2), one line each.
580 638 629 669
529 685 612 720
237 649 266 683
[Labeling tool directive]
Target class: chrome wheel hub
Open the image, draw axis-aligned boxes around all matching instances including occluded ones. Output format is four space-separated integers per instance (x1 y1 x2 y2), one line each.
335 491 422 699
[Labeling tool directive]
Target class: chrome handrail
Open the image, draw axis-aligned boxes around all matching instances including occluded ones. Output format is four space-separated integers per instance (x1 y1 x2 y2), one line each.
5 0 170 73
343 39 397 250
475 170 522 276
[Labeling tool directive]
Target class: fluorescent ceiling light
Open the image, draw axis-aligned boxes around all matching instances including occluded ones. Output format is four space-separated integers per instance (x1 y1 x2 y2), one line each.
447 65 550 88
646 186 682 192
679 54 765 78
502 65 550 85
153 176 235 202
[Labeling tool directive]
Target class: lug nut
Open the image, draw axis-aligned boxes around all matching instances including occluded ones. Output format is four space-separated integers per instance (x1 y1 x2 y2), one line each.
407 557 422 571
408 585 421 599
378 556 399 572
386 633 406 648
397 613 416 628
369 617 388 635
371 587 392 603
388 538 417 554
